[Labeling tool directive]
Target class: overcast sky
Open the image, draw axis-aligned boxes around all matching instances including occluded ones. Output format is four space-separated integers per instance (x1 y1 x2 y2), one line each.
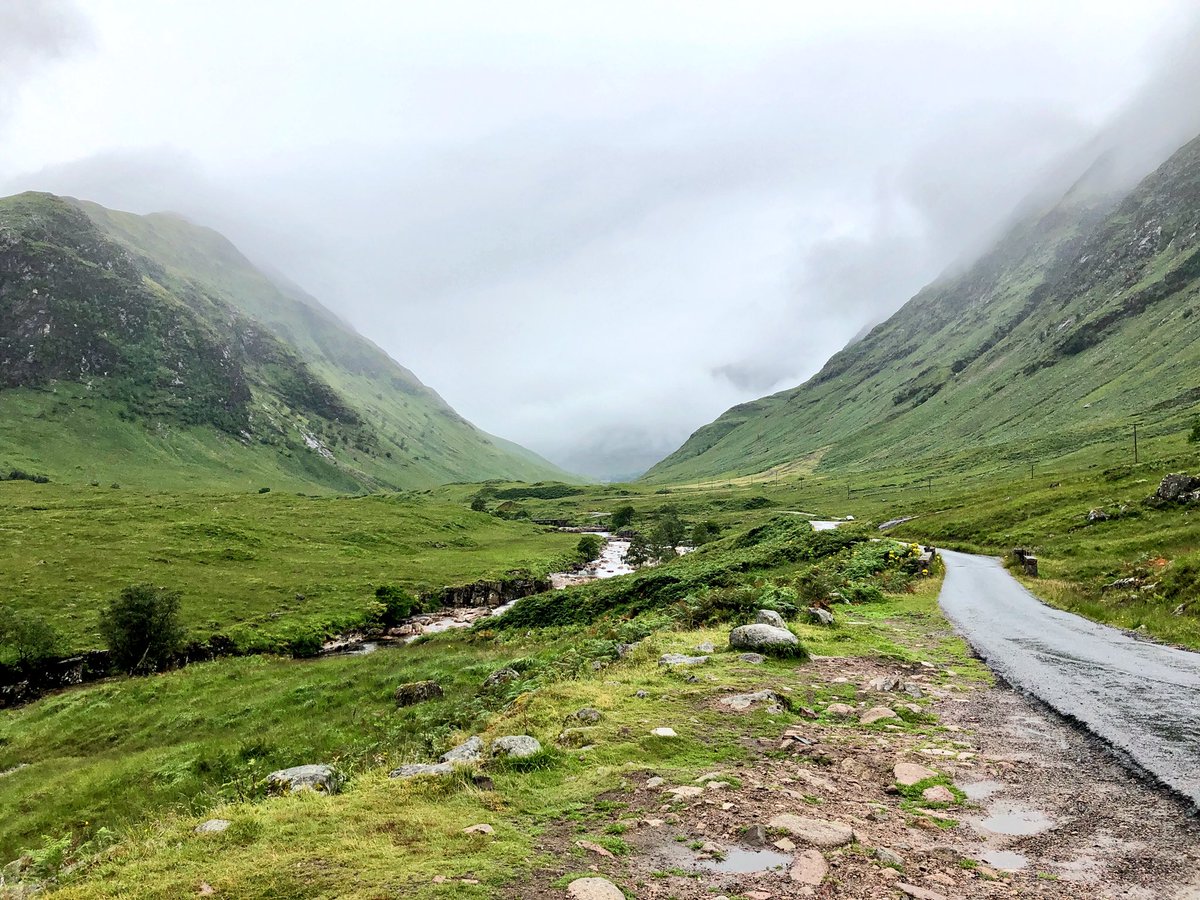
3 1 1199 478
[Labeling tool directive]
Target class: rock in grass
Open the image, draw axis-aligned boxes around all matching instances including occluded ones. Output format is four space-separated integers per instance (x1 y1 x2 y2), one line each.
491 735 541 759
265 764 337 794
859 706 899 725
739 652 766 664
922 785 956 803
659 653 709 666
393 679 443 707
826 702 856 717
389 762 454 779
876 846 904 868
463 823 494 835
807 607 835 626
483 666 520 688
755 609 787 628
719 690 784 712
695 641 715 653
440 735 483 764
729 624 802 656
566 876 625 899
570 707 602 724
651 727 678 737
893 762 937 786
768 814 854 848
194 819 231 834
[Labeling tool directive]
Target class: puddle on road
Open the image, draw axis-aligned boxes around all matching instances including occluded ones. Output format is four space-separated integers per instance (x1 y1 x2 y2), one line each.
962 779 1003 800
982 849 1028 871
700 848 791 874
977 801 1054 836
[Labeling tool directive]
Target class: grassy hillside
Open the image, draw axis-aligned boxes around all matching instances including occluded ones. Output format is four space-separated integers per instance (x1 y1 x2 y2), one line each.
645 132 1200 484
0 192 570 491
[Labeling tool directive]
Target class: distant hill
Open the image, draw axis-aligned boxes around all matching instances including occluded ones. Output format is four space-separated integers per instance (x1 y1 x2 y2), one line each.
0 192 572 490
646 133 1200 483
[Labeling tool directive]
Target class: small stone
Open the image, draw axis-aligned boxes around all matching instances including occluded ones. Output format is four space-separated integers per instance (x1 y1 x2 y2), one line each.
739 653 767 664
921 785 956 804
198 884 215 896
463 823 494 835
897 884 947 900
807 607 835 626
566 876 625 899
646 776 665 788
667 785 704 799
893 762 937 786
719 690 784 712
576 839 614 858
743 823 768 845
194 819 230 834
774 837 796 852
767 814 854 848
483 666 520 688
695 642 715 653
859 706 899 725
875 847 904 868
789 849 828 885
491 735 542 759
571 707 602 724
651 727 678 737
635 690 649 698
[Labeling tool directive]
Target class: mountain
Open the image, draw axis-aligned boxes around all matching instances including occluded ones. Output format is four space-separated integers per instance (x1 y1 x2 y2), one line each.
646 132 1200 483
0 192 572 490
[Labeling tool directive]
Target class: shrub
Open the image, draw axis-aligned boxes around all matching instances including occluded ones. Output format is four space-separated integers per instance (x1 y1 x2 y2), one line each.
690 521 722 546
98 585 186 674
375 585 422 624
284 628 325 659
610 505 636 529
0 606 61 669
470 496 489 512
1190 420 1200 444
576 534 604 563
257 486 271 494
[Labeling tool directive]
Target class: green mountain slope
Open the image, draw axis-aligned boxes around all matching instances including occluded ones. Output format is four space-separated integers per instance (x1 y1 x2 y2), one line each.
0 192 571 490
646 133 1200 483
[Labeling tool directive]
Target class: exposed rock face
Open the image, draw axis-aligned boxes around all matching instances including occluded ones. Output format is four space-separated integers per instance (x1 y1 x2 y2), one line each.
491 735 541 759
393 680 443 707
755 609 787 628
729 623 799 654
265 764 337 794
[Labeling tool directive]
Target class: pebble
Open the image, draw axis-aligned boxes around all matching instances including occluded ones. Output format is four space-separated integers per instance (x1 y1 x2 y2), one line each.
826 702 856 717
739 653 767 664
576 839 614 858
667 785 704 799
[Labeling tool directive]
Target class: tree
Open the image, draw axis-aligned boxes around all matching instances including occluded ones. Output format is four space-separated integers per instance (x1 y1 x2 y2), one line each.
1190 419 1200 444
470 496 489 512
0 606 61 670
576 534 604 563
609 505 636 530
653 507 686 550
690 521 722 546
98 585 185 675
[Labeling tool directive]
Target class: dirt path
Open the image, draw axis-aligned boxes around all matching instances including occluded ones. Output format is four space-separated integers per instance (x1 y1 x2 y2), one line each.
511 657 1200 899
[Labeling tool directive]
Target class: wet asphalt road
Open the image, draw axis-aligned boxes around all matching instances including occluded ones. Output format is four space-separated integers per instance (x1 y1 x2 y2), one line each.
938 549 1200 808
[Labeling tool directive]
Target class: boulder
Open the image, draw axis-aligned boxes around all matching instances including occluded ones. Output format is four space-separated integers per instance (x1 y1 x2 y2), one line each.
483 667 520 688
394 680 443 707
729 624 799 654
265 764 337 794
1155 472 1200 502
566 877 625 900
440 735 484 764
807 607 835 626
194 819 231 834
755 609 787 628
768 814 854 848
659 653 709 666
491 735 542 759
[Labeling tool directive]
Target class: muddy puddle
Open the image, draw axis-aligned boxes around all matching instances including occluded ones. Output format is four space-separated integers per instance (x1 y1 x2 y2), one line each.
699 847 791 874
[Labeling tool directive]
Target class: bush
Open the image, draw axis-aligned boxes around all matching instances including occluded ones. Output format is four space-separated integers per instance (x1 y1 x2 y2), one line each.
576 534 604 563
375 585 422 624
98 585 186 674
610 505 636 529
1190 420 1200 444
690 521 722 546
257 486 271 494
470 496 489 512
0 606 61 669
284 628 325 659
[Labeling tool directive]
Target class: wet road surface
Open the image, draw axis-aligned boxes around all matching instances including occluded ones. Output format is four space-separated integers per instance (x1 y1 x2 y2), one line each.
938 549 1200 807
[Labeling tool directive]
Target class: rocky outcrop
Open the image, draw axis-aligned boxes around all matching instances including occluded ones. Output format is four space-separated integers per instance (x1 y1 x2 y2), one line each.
430 575 550 609
1151 472 1200 504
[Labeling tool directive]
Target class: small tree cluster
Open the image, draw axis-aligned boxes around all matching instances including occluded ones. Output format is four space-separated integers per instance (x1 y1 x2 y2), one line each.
0 605 61 670
98 585 185 675
1190 419 1200 444
576 534 604 563
609 505 636 529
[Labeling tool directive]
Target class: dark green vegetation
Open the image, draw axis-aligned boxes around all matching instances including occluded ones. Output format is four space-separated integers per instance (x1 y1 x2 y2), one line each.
648 132 1200 484
97 585 186 675
0 482 576 655
0 192 571 491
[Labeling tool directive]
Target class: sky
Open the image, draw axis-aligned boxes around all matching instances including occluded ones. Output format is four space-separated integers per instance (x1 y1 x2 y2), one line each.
3 1 1200 478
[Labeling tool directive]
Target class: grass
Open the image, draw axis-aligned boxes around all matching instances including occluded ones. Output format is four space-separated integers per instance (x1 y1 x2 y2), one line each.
0 482 576 654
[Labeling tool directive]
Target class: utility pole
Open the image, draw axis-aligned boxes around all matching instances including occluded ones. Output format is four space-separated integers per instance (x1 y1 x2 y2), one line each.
1133 423 1139 464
